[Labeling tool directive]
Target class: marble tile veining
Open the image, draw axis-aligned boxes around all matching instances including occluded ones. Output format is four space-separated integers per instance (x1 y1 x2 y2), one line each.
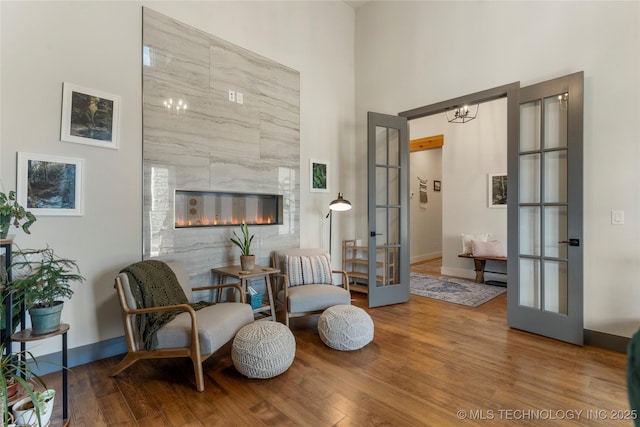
143 8 300 285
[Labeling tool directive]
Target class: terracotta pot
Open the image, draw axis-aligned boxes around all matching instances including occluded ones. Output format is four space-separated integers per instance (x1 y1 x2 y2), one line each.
240 255 255 271
5 377 18 399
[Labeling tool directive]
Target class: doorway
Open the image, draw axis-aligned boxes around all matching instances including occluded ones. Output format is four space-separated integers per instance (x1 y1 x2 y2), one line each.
399 73 584 345
407 97 508 282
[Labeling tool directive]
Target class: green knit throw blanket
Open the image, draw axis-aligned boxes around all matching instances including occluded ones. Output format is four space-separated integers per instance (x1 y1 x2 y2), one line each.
121 260 214 351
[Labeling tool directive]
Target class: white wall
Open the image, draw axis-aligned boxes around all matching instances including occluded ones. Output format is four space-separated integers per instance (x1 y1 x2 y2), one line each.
355 1 640 337
0 1 355 357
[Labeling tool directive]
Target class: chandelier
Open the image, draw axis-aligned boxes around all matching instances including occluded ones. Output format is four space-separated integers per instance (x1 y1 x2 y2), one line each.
446 104 478 124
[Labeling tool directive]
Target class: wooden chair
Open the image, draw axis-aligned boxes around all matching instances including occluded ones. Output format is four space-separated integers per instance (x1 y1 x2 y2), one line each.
111 260 254 391
271 248 351 327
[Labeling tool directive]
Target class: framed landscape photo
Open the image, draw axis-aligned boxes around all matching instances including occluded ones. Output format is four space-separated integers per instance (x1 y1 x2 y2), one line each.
17 152 84 216
61 82 120 149
488 172 507 208
310 158 329 193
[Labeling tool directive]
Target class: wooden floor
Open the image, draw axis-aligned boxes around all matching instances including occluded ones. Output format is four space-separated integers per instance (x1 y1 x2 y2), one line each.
411 257 443 276
39 278 630 426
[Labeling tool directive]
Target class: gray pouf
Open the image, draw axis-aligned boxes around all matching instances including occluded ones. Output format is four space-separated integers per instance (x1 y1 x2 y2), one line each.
232 321 296 379
318 304 374 351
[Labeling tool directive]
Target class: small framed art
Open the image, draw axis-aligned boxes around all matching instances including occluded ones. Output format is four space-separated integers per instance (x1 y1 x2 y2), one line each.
61 82 120 149
17 152 84 216
434 180 441 192
310 158 329 193
488 172 507 208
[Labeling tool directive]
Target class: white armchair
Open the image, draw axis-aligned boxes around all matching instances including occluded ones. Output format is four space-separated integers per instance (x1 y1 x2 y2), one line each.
271 248 351 327
111 260 254 391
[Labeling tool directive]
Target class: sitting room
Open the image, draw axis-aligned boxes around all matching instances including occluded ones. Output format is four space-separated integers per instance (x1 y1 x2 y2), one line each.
0 1 638 425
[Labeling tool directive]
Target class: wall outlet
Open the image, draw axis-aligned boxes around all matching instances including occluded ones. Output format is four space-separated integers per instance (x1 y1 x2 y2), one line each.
236 92 243 104
228 90 235 102
612 210 625 225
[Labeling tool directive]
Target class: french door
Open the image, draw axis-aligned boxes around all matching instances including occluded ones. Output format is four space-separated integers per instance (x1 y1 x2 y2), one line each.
508 72 584 345
367 112 410 308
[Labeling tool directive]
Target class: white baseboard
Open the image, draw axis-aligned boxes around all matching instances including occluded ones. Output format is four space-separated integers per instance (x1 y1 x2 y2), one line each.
410 251 442 264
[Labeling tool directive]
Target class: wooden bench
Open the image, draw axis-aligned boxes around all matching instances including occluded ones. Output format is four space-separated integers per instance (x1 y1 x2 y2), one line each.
458 253 507 284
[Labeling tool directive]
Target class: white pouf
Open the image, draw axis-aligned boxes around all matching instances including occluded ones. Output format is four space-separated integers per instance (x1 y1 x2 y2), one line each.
318 305 374 351
232 321 296 379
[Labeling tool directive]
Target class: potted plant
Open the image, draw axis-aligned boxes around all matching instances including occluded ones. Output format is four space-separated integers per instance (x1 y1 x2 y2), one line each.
12 388 55 427
230 221 255 271
1 347 48 427
8 246 85 335
0 191 36 239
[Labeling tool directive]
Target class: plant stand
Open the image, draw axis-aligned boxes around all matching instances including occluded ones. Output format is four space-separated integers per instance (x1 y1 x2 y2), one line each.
11 323 69 426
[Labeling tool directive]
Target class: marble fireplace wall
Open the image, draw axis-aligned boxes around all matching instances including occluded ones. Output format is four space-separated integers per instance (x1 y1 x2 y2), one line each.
142 8 300 285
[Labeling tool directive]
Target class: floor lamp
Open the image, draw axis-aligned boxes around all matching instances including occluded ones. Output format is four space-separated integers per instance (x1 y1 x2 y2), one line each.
326 192 352 257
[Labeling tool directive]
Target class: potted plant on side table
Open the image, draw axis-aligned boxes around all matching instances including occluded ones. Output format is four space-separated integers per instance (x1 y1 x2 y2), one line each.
8 246 85 335
230 221 255 271
0 191 36 240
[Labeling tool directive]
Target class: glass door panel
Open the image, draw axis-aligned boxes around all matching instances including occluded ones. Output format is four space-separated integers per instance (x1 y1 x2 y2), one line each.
519 206 540 256
388 128 399 166
544 95 568 149
519 154 540 203
543 150 567 203
519 258 540 309
376 127 388 164
544 206 568 259
520 100 541 151
543 260 568 315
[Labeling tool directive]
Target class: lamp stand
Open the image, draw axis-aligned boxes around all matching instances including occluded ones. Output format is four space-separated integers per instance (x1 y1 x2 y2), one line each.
326 210 333 257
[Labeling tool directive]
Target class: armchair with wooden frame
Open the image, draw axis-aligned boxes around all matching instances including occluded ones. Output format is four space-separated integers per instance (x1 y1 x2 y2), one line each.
271 248 351 327
111 260 254 391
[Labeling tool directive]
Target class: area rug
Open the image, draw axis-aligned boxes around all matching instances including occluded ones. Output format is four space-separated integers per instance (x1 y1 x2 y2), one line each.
410 273 506 307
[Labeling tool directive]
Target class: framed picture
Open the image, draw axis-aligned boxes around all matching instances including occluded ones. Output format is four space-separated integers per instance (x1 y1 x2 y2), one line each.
17 152 84 216
488 172 507 208
433 180 441 192
61 82 120 149
310 158 329 193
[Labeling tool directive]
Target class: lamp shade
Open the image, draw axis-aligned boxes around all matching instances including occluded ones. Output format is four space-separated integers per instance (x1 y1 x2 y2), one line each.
329 193 352 212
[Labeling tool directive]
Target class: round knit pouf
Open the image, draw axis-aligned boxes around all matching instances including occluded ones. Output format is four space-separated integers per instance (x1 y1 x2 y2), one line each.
232 321 296 379
318 304 374 351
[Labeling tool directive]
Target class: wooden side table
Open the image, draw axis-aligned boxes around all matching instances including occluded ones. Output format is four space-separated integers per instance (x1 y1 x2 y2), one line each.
211 265 279 321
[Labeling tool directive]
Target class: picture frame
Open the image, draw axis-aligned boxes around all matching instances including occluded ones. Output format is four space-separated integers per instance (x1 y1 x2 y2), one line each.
433 180 441 192
60 82 120 149
310 158 329 193
17 152 84 216
488 172 507 208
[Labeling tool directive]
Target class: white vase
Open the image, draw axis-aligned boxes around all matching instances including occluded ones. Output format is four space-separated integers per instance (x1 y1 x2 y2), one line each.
12 389 55 427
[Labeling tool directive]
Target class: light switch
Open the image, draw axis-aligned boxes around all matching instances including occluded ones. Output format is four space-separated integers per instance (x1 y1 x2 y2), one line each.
612 210 625 225
236 92 243 104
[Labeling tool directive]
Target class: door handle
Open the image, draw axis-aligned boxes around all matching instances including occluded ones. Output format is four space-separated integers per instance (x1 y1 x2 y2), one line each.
370 231 383 237
558 238 580 247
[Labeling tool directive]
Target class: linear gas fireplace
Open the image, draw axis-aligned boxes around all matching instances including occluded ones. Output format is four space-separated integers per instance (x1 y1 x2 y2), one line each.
174 190 283 229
